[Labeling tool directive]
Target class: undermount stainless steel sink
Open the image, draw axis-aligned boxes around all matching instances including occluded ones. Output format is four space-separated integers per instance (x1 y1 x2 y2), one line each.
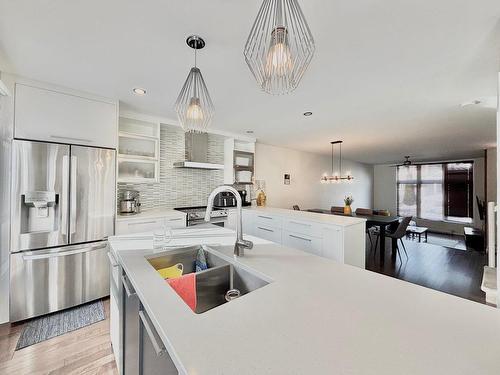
146 245 269 314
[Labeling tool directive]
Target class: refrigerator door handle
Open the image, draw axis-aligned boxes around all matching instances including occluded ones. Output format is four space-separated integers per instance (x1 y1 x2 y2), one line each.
22 242 108 260
61 155 69 237
70 155 77 236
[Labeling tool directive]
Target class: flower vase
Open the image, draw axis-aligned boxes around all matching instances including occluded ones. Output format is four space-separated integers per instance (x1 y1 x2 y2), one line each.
344 205 352 215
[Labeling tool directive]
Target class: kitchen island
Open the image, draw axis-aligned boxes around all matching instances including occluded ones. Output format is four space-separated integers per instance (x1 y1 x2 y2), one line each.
109 226 500 375
240 206 366 268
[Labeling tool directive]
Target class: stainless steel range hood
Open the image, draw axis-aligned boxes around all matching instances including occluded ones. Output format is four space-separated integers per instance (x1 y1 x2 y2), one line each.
173 132 224 170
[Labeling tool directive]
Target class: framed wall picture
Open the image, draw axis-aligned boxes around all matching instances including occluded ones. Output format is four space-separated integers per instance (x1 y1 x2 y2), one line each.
284 174 290 185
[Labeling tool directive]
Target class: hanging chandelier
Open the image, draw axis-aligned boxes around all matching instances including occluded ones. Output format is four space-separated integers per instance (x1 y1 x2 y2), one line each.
174 35 215 133
321 141 354 183
244 0 315 95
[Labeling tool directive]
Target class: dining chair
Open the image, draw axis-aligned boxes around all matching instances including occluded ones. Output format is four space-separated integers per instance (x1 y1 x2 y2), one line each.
355 208 373 215
331 206 344 213
374 209 390 216
293 205 300 211
355 208 375 249
374 216 412 262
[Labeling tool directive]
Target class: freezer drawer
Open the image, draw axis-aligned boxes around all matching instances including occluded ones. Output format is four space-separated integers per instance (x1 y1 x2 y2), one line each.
9 241 110 322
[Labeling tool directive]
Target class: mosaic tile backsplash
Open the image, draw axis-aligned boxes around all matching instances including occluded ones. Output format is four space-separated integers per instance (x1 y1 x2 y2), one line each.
117 124 225 210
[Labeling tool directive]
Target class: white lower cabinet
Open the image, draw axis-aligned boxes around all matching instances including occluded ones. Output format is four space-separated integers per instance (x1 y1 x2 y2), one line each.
254 224 282 243
320 225 344 262
242 210 255 235
116 218 165 235
226 209 237 230
116 214 186 235
282 230 322 256
244 209 365 268
108 250 121 372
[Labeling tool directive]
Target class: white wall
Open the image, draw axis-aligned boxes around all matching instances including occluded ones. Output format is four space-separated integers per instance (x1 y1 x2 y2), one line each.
373 158 485 234
254 143 374 211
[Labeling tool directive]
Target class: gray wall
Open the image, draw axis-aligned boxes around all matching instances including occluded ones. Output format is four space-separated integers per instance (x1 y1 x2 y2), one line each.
117 124 225 210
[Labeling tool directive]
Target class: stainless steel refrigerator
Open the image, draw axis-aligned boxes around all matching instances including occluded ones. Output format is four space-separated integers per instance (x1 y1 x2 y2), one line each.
9 139 115 322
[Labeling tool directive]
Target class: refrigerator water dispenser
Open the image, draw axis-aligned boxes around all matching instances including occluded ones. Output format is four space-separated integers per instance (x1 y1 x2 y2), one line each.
21 191 59 233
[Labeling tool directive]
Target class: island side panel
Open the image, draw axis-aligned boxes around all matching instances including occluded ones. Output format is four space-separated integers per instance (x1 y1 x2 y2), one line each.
343 222 366 268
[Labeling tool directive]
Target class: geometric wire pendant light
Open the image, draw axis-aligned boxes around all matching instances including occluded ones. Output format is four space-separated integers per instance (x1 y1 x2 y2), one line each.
320 141 354 183
174 35 215 133
244 0 315 95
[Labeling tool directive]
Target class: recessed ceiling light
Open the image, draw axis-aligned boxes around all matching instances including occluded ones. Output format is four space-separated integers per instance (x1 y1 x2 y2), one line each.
132 88 146 95
303 111 313 116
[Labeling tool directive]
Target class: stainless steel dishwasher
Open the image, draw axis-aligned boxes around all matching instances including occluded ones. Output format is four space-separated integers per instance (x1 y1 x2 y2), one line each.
121 274 140 375
139 307 178 374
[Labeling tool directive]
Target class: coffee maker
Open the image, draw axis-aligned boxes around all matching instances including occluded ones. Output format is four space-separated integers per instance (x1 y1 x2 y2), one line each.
119 190 141 215
238 189 251 206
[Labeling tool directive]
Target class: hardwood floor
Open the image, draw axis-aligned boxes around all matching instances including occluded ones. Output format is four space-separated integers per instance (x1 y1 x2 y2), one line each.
366 236 488 304
0 298 118 375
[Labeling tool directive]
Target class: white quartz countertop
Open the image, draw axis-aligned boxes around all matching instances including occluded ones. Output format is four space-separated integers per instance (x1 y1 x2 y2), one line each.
115 207 186 222
110 226 500 375
245 206 366 227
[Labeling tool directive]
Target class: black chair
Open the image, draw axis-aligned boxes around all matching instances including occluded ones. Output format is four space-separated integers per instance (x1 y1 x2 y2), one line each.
331 206 344 213
355 208 375 248
293 205 300 211
374 216 413 262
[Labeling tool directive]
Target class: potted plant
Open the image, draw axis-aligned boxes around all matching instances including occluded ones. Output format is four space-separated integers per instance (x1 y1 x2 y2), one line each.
344 195 354 215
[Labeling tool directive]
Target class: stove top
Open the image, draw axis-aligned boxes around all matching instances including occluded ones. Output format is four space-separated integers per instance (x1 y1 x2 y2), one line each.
174 206 228 222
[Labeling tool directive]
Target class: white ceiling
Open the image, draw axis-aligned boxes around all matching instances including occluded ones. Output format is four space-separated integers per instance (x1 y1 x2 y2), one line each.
0 0 499 164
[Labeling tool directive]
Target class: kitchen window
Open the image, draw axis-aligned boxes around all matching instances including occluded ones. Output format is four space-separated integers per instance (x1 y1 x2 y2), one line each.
397 161 473 222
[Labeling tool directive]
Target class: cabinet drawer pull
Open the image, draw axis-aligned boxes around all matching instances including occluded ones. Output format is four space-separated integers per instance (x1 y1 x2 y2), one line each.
139 310 166 357
257 215 273 220
289 234 312 242
127 220 157 226
121 275 136 297
289 221 311 227
167 218 182 221
257 226 274 233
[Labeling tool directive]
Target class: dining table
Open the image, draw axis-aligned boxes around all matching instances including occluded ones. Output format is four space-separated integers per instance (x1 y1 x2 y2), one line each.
307 209 401 263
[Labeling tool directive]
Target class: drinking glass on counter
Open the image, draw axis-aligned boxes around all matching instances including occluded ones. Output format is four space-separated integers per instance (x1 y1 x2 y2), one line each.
153 228 165 249
153 225 173 249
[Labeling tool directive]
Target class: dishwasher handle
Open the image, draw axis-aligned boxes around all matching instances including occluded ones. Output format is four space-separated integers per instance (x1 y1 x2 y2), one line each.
139 310 166 357
121 275 137 298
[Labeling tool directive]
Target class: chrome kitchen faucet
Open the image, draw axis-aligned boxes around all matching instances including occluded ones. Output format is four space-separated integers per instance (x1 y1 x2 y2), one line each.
205 186 253 256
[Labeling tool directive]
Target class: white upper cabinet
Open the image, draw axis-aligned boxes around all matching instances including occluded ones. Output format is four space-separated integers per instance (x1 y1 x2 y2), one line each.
117 116 160 183
224 138 255 185
14 83 118 148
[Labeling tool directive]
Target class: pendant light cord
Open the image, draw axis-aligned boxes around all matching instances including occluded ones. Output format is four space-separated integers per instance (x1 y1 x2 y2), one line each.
331 142 334 176
339 142 342 176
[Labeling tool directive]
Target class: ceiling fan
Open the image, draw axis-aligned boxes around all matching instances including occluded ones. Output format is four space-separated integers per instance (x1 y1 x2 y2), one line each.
390 156 413 167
